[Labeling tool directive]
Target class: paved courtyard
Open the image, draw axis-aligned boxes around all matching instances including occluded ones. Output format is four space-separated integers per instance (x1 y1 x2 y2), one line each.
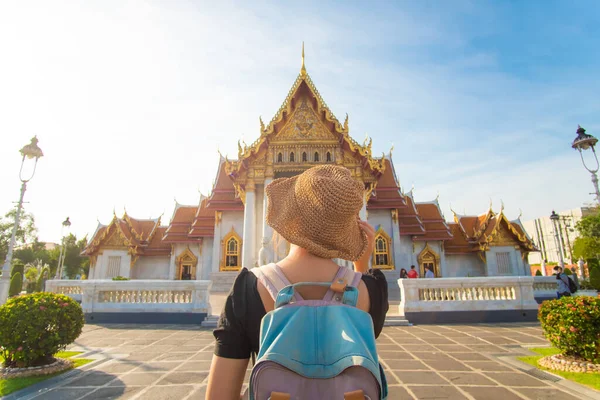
7 323 599 400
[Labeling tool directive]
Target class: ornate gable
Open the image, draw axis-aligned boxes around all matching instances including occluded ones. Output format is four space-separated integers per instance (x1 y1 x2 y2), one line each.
274 98 338 142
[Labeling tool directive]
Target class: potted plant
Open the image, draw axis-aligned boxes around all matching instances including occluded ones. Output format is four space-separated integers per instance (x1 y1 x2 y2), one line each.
575 279 599 297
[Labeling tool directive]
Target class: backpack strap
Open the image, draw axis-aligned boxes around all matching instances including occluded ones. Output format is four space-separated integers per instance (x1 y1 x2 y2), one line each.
323 266 363 304
251 264 303 302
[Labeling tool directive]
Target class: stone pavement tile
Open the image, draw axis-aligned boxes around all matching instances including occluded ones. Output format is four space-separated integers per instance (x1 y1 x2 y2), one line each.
379 351 415 360
94 361 141 374
448 336 494 345
189 385 207 399
411 352 454 361
433 344 472 352
133 361 180 372
464 361 513 372
153 352 195 361
484 372 550 387
421 337 457 344
395 371 447 385
139 385 194 399
156 371 209 385
123 352 163 361
439 372 498 386
451 352 491 361
385 386 414 399
178 360 212 371
429 359 472 372
108 372 166 386
122 339 158 346
80 386 143 399
471 336 519 345
467 345 510 353
63 371 118 387
385 359 430 370
191 351 214 361
34 388 94 399
461 386 524 400
514 388 583 400
407 385 464 399
401 344 438 352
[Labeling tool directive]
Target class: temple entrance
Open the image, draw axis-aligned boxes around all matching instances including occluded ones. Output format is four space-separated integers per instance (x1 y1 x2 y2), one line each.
418 244 440 277
180 264 193 280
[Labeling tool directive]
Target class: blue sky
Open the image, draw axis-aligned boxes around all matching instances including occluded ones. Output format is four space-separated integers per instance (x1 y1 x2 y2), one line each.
0 0 599 242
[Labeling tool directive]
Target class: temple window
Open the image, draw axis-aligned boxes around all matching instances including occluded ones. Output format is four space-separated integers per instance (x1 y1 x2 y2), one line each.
326 152 332 162
176 248 198 280
314 152 320 162
277 152 283 163
290 152 295 162
302 152 307 162
418 244 440 277
221 228 242 271
372 227 393 269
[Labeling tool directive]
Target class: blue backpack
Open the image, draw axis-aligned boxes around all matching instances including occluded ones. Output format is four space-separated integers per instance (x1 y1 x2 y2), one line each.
247 263 388 400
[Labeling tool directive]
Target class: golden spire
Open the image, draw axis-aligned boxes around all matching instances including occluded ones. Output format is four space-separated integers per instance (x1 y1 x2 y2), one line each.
300 42 307 76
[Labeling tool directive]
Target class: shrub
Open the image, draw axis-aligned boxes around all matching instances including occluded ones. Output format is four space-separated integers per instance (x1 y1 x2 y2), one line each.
0 292 84 368
112 276 129 281
579 279 597 291
8 272 22 297
11 260 24 278
564 268 572 275
535 270 543 276
37 266 49 292
590 267 600 291
538 296 600 363
24 266 39 282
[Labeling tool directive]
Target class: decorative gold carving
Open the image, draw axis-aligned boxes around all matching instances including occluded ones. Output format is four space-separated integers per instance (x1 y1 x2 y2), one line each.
130 255 139 268
104 230 129 248
275 99 335 141
391 209 398 224
176 247 198 280
418 243 440 277
221 227 242 271
372 226 394 270
215 211 222 225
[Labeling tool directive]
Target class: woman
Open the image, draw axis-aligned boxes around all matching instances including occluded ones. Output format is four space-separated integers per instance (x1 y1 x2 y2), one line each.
400 268 408 279
206 165 389 400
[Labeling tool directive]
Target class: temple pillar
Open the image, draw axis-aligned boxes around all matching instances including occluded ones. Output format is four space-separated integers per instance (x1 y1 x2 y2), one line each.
211 212 222 273
196 242 203 280
261 177 274 260
168 246 177 280
242 182 257 268
391 209 402 270
359 200 367 221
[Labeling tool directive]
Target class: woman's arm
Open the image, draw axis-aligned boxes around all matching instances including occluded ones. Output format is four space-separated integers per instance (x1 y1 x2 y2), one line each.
206 355 249 400
354 220 375 273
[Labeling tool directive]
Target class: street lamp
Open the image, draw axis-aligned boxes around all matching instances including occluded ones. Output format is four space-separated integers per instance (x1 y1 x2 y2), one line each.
572 125 600 203
55 217 71 280
0 137 44 304
550 210 565 269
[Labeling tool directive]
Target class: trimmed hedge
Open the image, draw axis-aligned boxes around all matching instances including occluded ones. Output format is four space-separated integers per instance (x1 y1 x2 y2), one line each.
539 296 600 363
8 272 22 297
0 292 84 368
535 270 543 276
10 260 24 279
37 266 50 292
590 266 600 291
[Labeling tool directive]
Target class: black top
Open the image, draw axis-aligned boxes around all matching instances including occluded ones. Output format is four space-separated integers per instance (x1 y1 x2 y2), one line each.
213 267 389 359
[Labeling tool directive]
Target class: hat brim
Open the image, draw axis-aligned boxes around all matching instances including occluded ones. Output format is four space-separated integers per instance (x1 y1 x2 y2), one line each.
265 175 369 261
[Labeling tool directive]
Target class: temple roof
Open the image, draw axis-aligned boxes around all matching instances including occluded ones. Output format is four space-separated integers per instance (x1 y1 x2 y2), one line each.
82 212 170 256
444 206 538 253
414 202 453 241
367 157 406 209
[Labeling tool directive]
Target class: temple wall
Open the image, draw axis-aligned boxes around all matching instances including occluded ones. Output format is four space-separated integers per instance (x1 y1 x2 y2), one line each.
221 211 244 242
413 241 445 276
254 186 265 266
397 236 416 270
367 210 393 239
201 238 213 280
445 254 486 277
95 250 131 279
133 256 171 279
485 246 527 276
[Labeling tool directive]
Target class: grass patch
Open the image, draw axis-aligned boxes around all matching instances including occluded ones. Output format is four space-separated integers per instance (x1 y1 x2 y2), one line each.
518 347 600 392
0 351 93 396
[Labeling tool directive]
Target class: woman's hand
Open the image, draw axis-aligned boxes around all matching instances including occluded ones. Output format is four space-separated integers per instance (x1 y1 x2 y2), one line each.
354 220 375 273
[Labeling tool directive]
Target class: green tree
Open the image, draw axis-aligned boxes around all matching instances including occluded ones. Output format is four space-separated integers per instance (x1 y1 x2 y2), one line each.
573 209 600 262
61 234 89 279
8 272 22 297
0 206 37 265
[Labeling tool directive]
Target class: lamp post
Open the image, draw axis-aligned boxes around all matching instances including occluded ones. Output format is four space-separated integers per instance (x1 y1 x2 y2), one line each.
550 210 565 269
55 217 71 280
572 125 600 203
0 137 44 304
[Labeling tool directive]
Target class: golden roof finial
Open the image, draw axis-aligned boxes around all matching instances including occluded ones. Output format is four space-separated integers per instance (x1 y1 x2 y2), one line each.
300 42 307 76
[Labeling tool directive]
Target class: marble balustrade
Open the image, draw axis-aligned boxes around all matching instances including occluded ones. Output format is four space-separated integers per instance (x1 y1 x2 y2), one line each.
46 279 212 315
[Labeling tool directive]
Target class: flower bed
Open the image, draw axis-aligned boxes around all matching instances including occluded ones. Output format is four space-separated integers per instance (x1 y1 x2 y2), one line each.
538 353 600 373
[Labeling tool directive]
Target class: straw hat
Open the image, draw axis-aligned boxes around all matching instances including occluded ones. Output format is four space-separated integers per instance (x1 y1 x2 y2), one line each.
265 165 368 261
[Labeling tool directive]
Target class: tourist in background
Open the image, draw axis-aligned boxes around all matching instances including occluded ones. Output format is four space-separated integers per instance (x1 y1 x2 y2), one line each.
400 268 408 279
553 266 571 299
407 265 419 279
425 266 435 278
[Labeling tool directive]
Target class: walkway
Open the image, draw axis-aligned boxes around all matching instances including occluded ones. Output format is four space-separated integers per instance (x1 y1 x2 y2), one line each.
7 323 598 399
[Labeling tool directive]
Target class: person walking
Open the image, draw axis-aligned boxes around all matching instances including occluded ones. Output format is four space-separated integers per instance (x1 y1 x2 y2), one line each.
207 165 389 400
425 265 435 278
553 266 571 299
407 265 419 279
